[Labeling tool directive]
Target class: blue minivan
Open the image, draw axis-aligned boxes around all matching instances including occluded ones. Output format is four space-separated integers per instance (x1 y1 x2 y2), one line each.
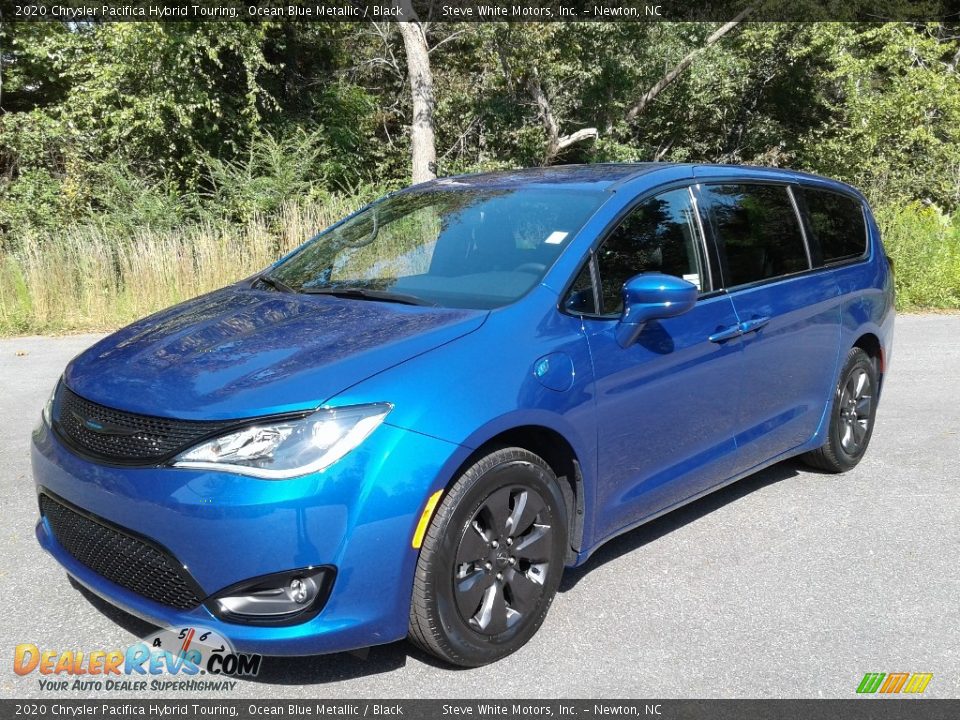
33 163 894 666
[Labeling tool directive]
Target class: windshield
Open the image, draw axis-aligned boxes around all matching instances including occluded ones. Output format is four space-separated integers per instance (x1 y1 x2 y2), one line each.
266 187 606 309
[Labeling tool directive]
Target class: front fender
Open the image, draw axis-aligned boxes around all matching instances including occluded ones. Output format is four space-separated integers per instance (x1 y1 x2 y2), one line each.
329 292 600 559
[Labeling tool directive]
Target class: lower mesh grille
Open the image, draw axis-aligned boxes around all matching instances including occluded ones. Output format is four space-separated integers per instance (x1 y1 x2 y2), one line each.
40 494 203 610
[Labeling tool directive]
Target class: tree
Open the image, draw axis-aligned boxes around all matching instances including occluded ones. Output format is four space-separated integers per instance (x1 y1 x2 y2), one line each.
796 23 960 207
625 7 755 123
488 24 599 166
395 3 437 184
525 67 598 165
4 19 960 248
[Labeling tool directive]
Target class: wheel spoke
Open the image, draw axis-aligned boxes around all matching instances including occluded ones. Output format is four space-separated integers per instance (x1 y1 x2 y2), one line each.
854 369 868 397
843 378 856 403
503 566 544 614
853 419 868 444
474 582 510 635
482 487 514 535
505 489 545 538
855 395 872 417
455 567 491 619
841 422 855 452
512 523 551 562
456 522 490 564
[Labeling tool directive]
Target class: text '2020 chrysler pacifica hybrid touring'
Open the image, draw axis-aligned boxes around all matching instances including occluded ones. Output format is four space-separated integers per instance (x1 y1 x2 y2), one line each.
33 163 894 666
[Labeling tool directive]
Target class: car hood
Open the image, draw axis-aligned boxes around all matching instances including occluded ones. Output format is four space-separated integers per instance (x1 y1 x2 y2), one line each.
64 286 487 420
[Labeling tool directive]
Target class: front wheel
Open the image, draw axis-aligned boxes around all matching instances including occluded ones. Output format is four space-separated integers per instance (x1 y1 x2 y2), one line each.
803 347 879 473
408 447 568 667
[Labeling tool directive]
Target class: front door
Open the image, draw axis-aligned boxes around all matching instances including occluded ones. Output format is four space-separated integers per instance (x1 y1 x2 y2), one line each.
575 186 744 542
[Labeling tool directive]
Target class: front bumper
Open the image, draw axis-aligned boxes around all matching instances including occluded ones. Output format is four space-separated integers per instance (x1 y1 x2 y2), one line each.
31 419 463 656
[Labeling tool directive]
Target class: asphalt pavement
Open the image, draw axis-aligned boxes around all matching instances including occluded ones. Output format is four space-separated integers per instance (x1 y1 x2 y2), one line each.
1 314 957 699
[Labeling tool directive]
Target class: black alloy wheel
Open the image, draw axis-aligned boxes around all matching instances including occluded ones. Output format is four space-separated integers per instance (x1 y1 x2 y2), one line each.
408 447 568 667
803 346 879 473
453 484 554 635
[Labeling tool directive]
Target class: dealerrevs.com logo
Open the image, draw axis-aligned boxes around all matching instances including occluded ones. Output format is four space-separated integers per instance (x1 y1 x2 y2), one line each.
14 626 262 692
856 673 934 695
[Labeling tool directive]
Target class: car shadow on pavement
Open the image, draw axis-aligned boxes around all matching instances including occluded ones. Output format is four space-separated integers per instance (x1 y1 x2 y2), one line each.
69 572 436 681
68 576 158 638
69 458 804 683
559 458 803 592
251 641 425 683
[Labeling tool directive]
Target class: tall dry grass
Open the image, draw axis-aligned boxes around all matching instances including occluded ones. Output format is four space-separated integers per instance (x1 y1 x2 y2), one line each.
0 198 360 335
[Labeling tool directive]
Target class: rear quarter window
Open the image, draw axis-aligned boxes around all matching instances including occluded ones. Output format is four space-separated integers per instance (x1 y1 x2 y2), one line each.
799 188 868 264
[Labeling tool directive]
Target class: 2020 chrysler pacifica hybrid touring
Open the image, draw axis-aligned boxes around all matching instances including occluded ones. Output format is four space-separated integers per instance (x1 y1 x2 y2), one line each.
33 163 894 666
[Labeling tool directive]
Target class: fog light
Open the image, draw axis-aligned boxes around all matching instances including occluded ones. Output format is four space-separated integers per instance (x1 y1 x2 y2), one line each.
289 577 309 604
208 567 335 626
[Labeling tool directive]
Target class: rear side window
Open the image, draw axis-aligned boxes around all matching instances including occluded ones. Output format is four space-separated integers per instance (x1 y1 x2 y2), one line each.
799 188 867 263
701 184 809 288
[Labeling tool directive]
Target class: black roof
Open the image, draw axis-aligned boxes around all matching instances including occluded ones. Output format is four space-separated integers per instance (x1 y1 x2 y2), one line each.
424 163 675 191
407 162 861 198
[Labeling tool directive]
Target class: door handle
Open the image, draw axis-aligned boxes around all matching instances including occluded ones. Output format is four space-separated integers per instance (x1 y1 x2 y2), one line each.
739 316 771 335
709 325 743 343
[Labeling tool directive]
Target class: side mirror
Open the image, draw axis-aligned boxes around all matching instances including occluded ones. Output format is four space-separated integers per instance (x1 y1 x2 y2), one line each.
615 273 698 348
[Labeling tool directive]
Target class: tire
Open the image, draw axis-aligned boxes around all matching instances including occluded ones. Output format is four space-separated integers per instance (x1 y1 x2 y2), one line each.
803 347 879 473
408 447 568 667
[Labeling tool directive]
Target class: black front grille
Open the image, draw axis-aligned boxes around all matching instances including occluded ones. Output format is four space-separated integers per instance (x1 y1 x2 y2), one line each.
52 384 235 464
40 494 203 610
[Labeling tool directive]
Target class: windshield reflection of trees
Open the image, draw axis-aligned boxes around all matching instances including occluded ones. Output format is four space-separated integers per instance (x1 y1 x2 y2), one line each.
272 190 504 292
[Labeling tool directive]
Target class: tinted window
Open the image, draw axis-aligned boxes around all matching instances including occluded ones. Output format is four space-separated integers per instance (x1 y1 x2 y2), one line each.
702 184 809 287
269 188 605 309
564 263 597 314
800 188 867 263
596 188 706 315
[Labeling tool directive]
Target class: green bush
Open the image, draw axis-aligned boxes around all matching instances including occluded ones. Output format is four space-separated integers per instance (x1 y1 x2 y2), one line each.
876 203 960 310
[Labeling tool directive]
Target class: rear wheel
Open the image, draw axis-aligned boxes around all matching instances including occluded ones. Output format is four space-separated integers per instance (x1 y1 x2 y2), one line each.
408 447 567 667
803 347 878 473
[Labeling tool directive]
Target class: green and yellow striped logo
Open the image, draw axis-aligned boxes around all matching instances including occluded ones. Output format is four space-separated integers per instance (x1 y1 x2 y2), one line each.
857 673 933 694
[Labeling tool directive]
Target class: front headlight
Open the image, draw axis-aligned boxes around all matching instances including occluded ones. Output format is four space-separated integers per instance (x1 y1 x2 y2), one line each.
41 383 57 427
171 403 391 479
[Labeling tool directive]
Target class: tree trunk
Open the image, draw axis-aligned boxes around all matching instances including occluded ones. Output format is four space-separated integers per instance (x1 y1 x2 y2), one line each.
526 69 561 164
527 69 597 165
0 20 4 112
625 6 755 123
396 11 437 184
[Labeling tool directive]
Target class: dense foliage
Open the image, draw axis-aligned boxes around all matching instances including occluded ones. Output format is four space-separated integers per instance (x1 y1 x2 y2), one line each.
0 21 958 331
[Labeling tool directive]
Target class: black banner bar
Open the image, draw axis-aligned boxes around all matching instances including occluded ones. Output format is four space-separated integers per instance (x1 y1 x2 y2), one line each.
2 700 960 720
5 0 960 23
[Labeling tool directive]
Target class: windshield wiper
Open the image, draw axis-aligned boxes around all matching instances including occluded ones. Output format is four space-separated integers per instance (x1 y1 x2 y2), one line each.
256 273 295 293
301 287 437 307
